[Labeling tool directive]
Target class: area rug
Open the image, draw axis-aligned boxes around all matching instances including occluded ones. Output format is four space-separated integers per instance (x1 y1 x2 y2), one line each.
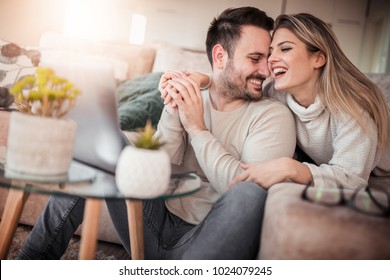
7 225 122 260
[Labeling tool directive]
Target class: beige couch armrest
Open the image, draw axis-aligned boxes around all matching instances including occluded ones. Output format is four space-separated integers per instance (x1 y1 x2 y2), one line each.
259 182 390 259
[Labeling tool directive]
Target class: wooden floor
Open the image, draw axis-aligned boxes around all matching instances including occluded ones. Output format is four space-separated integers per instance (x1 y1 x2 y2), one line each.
7 224 130 260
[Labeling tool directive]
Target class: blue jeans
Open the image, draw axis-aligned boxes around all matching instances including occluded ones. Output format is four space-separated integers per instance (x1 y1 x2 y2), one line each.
17 182 266 260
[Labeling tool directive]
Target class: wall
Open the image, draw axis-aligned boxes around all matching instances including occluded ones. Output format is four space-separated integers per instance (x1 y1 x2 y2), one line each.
0 0 283 48
285 0 368 68
0 0 389 72
128 0 283 50
0 0 67 46
360 0 390 73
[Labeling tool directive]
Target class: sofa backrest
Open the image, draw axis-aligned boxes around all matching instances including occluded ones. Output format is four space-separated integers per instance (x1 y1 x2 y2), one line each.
39 32 157 82
151 44 211 75
365 73 390 108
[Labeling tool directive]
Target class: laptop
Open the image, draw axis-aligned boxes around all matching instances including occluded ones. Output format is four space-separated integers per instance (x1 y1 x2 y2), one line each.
41 61 128 174
41 61 195 177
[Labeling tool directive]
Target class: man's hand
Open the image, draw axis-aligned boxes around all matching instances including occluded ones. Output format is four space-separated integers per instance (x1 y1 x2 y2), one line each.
165 76 207 137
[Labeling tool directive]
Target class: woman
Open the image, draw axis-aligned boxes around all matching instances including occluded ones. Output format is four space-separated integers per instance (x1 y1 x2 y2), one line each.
162 13 390 190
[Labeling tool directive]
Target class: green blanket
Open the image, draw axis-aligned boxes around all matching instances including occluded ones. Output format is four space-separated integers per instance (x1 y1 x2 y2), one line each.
116 72 164 131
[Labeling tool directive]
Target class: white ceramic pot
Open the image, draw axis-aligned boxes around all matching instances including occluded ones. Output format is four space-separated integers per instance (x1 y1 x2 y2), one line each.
6 112 77 177
115 146 171 198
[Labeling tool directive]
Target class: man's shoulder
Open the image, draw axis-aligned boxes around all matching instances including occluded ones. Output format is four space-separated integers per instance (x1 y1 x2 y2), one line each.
246 97 294 123
248 97 289 112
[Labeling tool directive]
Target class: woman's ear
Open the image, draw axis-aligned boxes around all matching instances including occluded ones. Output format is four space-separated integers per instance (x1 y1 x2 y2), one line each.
314 51 326 69
212 44 226 69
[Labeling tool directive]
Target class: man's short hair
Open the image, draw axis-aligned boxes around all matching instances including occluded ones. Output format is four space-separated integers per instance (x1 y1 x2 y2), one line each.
205 6 274 66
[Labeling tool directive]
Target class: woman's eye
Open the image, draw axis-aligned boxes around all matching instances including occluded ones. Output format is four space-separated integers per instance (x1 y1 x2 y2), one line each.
281 47 292 52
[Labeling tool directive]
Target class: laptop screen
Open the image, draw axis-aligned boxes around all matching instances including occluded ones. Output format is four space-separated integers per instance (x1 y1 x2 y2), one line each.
42 61 128 174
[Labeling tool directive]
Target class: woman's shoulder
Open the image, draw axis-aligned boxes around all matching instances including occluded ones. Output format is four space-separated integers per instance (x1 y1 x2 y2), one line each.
263 81 288 104
333 107 377 135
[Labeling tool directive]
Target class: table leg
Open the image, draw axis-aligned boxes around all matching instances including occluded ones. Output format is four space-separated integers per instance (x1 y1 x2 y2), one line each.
126 200 144 260
79 198 102 260
0 187 30 259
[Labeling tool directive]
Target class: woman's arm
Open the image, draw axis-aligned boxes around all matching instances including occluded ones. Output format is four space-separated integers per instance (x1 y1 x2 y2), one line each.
190 72 212 89
197 101 296 193
230 111 379 190
229 157 312 189
159 71 211 107
304 114 378 190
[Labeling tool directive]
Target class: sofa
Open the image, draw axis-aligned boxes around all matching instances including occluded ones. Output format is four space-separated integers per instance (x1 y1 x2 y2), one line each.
259 73 390 259
0 32 389 259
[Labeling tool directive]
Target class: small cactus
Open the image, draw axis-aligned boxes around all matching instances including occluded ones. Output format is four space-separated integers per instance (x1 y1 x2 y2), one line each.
132 120 164 150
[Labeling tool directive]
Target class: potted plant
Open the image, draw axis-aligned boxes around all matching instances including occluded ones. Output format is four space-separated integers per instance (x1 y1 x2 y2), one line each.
115 120 171 198
6 67 80 178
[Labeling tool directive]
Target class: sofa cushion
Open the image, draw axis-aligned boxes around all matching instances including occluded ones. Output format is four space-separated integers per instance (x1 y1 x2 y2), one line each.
39 32 157 81
117 72 164 131
259 182 390 259
152 44 211 74
40 50 129 82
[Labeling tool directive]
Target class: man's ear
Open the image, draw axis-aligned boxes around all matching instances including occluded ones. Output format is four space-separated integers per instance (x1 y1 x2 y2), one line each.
314 51 326 69
212 44 226 69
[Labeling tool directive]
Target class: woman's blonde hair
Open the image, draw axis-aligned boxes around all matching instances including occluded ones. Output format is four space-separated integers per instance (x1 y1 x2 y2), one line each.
274 13 390 150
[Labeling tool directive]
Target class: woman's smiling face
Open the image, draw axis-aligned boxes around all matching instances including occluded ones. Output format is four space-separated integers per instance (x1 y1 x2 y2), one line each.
268 27 324 104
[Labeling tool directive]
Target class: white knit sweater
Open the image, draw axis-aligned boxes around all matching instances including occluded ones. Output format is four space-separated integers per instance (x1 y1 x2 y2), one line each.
267 85 390 190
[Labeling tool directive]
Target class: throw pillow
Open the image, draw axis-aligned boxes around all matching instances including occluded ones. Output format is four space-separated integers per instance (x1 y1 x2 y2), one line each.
152 44 211 74
40 49 129 82
116 72 164 131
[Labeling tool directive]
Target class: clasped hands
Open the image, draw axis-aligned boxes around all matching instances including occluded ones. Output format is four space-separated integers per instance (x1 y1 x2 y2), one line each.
159 71 207 137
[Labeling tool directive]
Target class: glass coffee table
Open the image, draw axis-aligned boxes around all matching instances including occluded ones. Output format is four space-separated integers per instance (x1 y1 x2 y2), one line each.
0 160 201 260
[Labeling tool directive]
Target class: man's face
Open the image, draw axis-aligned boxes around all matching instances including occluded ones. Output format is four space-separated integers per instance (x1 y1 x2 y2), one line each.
221 25 271 101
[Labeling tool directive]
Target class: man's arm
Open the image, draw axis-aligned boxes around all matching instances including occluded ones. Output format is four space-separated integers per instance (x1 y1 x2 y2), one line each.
154 104 187 165
191 102 296 193
163 76 207 137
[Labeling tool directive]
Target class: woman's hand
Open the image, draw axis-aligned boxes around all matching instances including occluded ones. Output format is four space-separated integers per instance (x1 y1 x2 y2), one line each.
159 70 190 108
189 72 211 89
228 157 312 189
159 71 211 108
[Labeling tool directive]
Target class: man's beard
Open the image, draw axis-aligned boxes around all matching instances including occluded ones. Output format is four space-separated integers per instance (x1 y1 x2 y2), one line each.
220 59 266 102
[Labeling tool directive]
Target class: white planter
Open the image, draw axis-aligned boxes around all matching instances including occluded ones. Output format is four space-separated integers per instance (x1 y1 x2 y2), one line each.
115 146 171 198
6 112 77 177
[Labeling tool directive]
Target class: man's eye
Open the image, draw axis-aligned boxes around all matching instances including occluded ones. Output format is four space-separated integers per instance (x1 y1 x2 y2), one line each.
250 57 260 62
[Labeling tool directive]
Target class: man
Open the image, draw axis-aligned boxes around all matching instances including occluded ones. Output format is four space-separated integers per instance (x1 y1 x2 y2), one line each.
18 7 295 260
